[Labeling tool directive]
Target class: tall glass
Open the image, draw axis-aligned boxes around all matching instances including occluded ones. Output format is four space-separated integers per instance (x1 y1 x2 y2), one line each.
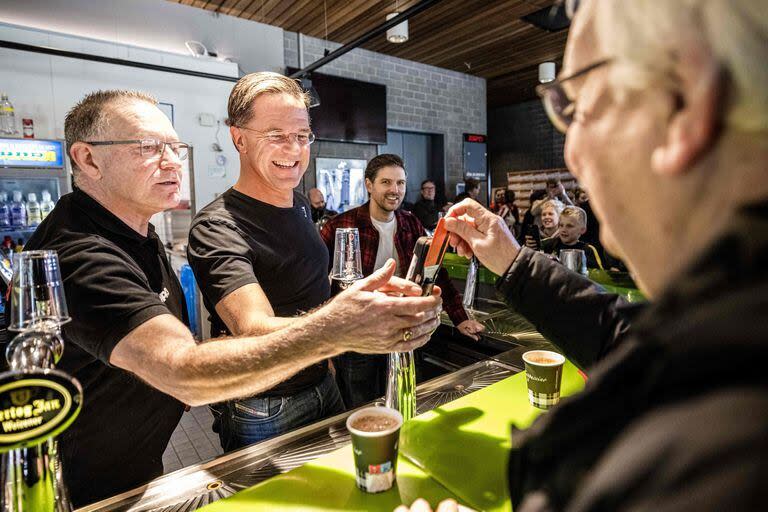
330 228 363 293
8 250 70 332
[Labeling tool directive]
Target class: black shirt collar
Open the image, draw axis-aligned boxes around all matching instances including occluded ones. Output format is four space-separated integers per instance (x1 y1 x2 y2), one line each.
71 188 157 244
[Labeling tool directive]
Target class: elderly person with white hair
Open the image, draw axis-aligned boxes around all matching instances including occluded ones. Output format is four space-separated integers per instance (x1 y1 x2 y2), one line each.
398 0 767 511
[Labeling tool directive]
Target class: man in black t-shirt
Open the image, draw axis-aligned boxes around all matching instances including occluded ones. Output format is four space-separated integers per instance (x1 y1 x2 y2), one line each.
190 72 386 450
25 90 442 508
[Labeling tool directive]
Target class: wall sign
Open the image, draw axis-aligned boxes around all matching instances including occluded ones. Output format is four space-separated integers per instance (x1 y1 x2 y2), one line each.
463 133 488 180
0 138 64 169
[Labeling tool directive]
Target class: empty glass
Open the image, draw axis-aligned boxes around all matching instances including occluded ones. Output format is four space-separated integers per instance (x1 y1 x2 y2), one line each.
559 249 587 276
331 228 364 290
8 250 70 331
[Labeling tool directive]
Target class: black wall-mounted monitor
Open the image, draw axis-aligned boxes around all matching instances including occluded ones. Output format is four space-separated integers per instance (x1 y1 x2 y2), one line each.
288 68 387 145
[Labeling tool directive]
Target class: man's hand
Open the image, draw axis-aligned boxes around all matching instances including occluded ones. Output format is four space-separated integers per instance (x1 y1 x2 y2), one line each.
395 498 465 512
444 199 521 276
456 319 484 341
325 260 442 354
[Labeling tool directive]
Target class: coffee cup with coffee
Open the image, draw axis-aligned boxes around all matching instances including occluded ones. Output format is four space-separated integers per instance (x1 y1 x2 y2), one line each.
522 350 566 410
346 406 403 493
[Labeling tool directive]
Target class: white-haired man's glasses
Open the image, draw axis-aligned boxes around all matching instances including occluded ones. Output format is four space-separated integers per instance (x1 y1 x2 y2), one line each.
536 58 613 133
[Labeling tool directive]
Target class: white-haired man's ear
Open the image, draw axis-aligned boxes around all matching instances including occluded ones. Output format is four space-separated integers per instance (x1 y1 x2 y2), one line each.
651 47 723 177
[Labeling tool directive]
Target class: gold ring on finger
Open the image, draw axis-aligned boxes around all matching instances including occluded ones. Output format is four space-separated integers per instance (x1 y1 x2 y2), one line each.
403 329 413 342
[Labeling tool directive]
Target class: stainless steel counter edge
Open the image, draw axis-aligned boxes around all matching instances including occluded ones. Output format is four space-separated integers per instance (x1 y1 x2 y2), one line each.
79 353 529 512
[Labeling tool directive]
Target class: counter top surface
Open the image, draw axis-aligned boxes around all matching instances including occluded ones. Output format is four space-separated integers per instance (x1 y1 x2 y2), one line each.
197 362 585 512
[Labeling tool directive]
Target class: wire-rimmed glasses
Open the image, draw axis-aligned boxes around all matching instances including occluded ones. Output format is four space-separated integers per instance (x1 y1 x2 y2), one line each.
535 58 613 133
236 126 316 147
83 139 191 160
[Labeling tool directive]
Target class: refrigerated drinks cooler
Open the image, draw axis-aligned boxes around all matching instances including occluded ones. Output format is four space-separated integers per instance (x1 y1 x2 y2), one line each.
0 137 72 319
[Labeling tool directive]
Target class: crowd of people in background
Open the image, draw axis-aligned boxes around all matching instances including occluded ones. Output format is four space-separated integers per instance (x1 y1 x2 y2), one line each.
311 174 615 274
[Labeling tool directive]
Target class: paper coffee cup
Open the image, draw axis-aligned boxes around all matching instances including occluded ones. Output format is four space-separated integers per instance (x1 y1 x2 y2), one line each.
523 350 565 409
346 406 403 493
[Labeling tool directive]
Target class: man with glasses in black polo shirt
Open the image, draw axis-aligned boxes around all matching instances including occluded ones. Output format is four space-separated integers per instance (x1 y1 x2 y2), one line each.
24 90 441 508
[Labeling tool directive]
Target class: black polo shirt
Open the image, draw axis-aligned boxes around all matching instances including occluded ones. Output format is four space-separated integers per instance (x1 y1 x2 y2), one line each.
23 189 187 507
187 188 330 396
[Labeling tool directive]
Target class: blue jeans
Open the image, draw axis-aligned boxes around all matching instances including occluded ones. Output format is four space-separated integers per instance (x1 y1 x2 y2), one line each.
211 372 345 452
334 353 388 409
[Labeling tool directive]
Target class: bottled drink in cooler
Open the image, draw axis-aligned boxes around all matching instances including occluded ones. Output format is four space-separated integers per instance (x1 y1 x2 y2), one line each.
26 193 42 226
40 190 55 219
10 191 26 227
2 236 12 251
0 236 13 257
0 94 16 135
0 192 10 228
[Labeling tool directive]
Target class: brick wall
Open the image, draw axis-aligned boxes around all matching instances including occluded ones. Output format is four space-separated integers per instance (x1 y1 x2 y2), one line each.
488 99 566 188
284 32 486 193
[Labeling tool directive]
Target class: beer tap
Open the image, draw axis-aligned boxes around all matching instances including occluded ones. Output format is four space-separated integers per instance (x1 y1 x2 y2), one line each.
387 225 448 421
0 251 82 512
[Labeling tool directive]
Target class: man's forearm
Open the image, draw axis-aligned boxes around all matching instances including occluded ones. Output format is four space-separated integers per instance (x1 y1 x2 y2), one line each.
496 248 639 369
170 311 337 405
232 315 298 337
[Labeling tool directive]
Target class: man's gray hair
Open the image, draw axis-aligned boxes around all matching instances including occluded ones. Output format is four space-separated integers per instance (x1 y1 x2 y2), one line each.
65 90 158 175
595 0 767 132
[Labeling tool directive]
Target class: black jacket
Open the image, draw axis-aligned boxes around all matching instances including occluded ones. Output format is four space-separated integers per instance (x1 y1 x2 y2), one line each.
498 201 768 511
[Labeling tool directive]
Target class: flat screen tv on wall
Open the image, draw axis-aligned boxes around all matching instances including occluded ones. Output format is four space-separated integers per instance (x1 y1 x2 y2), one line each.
288 68 387 145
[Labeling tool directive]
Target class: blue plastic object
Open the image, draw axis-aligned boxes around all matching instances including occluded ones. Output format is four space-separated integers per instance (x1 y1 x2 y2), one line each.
179 264 200 338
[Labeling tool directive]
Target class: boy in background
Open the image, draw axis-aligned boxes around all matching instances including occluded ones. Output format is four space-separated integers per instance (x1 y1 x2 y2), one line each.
542 206 603 269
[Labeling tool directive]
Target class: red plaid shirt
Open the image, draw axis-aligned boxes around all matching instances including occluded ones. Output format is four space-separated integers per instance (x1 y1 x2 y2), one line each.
320 203 469 325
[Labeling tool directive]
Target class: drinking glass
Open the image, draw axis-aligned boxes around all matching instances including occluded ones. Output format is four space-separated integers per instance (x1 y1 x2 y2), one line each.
331 228 363 290
559 249 587 276
8 250 71 332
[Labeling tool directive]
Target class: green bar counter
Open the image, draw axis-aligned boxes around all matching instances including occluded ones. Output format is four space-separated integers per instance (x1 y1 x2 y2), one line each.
198 362 586 512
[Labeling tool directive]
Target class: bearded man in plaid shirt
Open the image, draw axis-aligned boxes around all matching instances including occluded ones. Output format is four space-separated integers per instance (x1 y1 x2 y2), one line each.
320 154 484 407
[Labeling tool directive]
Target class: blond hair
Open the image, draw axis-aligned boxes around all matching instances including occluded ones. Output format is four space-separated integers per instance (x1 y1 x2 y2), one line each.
541 199 565 215
594 0 767 132
226 72 310 128
560 205 587 228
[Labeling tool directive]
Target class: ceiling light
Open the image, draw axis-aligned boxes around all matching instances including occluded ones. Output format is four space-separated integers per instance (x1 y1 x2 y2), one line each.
386 12 409 43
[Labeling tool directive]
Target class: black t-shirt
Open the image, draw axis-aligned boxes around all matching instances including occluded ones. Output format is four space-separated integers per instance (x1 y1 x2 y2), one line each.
187 188 330 396
23 189 187 507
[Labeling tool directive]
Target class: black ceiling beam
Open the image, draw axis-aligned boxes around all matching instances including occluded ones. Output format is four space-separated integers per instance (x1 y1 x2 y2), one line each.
289 0 445 79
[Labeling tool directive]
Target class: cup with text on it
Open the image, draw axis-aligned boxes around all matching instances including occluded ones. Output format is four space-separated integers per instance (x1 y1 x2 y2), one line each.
523 350 566 410
346 406 403 493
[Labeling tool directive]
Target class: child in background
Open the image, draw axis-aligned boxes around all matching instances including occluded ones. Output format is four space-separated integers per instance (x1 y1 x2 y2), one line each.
542 206 604 269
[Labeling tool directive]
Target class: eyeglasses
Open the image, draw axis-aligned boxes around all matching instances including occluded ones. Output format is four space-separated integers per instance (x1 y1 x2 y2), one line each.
536 59 613 133
236 126 316 147
83 139 190 160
